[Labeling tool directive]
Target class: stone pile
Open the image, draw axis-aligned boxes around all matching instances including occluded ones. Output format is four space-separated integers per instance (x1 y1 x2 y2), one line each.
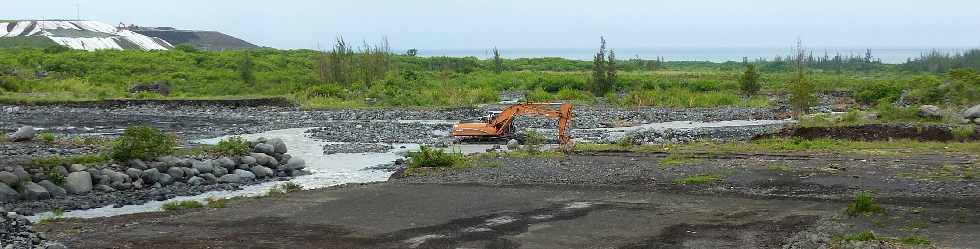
0 208 66 249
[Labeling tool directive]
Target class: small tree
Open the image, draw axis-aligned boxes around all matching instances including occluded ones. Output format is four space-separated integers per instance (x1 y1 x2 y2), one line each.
406 48 418 57
788 39 814 118
738 64 761 96
491 47 503 74
592 36 608 96
239 51 256 86
606 49 618 91
110 126 177 161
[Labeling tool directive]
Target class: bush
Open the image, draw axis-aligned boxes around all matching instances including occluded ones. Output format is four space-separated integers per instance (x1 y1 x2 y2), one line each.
213 136 250 156
739 64 762 96
523 129 547 152
110 126 177 161
39 132 56 143
206 197 227 208
407 146 465 169
47 172 65 186
162 200 204 211
846 191 884 215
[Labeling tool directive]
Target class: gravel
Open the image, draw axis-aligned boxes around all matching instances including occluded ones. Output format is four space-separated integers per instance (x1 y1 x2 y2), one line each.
0 208 65 249
322 143 394 154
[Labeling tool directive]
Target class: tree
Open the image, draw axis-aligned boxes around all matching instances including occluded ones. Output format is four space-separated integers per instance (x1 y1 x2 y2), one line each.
606 49 617 91
406 48 418 57
738 64 761 96
492 47 503 74
592 36 608 96
239 51 256 86
788 39 814 118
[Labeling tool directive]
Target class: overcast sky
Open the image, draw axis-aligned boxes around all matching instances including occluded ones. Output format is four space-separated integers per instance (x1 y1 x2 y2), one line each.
6 0 979 50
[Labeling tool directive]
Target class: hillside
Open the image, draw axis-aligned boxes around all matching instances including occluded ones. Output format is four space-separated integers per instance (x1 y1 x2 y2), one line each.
131 27 259 51
0 20 172 51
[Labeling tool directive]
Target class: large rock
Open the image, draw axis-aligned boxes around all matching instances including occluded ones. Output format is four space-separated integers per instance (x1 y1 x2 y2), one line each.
158 174 174 185
213 166 228 177
215 157 237 170
69 164 88 172
127 159 148 170
12 166 31 183
965 104 980 119
0 171 18 185
7 126 36 142
109 171 128 185
254 143 275 155
19 181 50 200
141 168 161 184
240 156 257 165
250 153 273 166
38 180 66 198
0 183 18 202
157 156 181 167
918 105 941 119
125 168 143 180
200 173 217 183
186 176 205 186
286 158 306 170
251 166 273 178
193 160 214 174
234 169 256 181
64 171 93 194
217 173 242 183
269 138 288 154
507 139 520 150
166 167 185 179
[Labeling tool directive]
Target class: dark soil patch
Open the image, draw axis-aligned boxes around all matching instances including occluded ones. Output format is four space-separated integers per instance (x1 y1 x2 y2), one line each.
620 215 819 249
765 124 978 141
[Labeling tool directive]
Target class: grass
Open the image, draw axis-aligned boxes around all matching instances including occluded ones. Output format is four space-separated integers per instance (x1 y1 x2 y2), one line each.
267 182 304 196
672 174 723 185
39 132 56 143
213 136 250 156
767 163 793 172
898 164 978 181
575 138 980 155
846 191 884 216
952 125 977 140
206 197 227 208
162 200 205 211
37 208 65 225
30 154 110 170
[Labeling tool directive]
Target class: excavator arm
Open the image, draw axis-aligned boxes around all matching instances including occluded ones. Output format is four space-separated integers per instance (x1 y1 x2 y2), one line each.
452 102 573 148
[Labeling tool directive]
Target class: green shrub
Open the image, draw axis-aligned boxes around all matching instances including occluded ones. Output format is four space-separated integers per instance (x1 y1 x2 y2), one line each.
213 136 250 156
110 126 177 161
952 125 976 140
738 64 762 96
840 230 879 242
206 197 227 208
162 200 205 211
407 146 465 169
847 191 884 215
39 132 56 143
280 181 303 193
47 172 65 186
523 129 547 152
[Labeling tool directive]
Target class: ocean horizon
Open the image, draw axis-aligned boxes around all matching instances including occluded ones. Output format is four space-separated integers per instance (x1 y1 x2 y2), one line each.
414 47 974 64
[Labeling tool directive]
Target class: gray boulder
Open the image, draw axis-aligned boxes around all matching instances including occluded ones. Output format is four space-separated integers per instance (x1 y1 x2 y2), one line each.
251 166 273 178
213 166 228 177
125 168 142 180
0 171 17 185
12 166 30 183
109 171 128 185
94 174 110 186
200 173 217 183
127 159 147 170
94 184 116 192
217 173 242 183
918 105 941 118
234 169 256 181
507 139 520 150
132 179 143 189
158 174 174 185
215 157 236 170
141 168 161 184
240 156 257 165
157 156 180 167
250 153 273 165
965 104 980 119
187 176 205 186
7 126 36 142
167 167 185 179
185 167 199 177
38 180 66 198
53 166 69 176
64 171 93 194
266 157 279 167
269 138 288 154
193 160 214 174
69 164 88 172
254 143 275 154
0 183 18 202
19 182 50 200
286 158 306 170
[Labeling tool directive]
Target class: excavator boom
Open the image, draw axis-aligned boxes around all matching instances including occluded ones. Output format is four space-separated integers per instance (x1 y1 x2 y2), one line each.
451 102 573 148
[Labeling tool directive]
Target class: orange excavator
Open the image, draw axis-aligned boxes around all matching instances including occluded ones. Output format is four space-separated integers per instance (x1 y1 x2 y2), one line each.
451 102 573 148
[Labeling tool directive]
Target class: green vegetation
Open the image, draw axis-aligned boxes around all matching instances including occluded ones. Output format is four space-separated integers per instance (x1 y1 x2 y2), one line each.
407 146 466 169
266 182 303 196
846 191 884 216
110 126 177 161
788 40 814 117
738 64 761 96
835 230 931 246
38 132 56 143
767 163 793 172
213 136 251 156
206 197 227 208
37 208 65 225
30 154 110 170
522 129 547 153
672 174 723 185
162 200 205 211
1 40 976 109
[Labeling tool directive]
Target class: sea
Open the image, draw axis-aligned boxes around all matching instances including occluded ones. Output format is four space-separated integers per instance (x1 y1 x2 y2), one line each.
415 47 973 64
